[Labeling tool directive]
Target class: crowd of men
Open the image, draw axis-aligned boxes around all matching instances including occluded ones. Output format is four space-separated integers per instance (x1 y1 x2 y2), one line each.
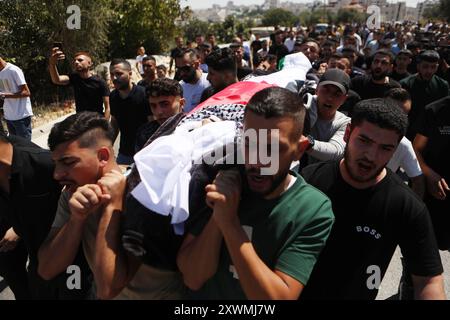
0 20 449 300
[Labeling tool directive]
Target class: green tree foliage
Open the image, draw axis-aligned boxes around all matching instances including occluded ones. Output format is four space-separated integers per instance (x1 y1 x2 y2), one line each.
262 8 298 27
423 0 450 22
299 10 322 26
108 0 182 58
0 0 183 104
0 0 112 104
335 9 367 24
183 18 210 43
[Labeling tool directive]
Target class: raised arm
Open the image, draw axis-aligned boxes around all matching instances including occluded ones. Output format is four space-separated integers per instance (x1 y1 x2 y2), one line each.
48 48 70 86
207 170 304 299
37 185 108 280
94 170 141 299
177 218 224 290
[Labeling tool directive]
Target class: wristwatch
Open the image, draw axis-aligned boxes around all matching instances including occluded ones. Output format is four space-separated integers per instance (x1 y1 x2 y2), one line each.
306 135 315 151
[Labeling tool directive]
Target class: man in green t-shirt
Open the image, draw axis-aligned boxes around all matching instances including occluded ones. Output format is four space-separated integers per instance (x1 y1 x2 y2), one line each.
177 87 335 299
400 50 449 140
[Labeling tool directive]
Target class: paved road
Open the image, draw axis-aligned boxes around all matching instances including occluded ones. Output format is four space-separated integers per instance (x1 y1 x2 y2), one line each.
1 115 449 300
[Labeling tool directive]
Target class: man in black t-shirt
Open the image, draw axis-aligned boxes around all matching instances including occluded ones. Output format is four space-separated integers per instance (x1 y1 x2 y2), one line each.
109 59 151 165
390 49 412 82
49 48 110 118
301 98 445 300
268 30 290 65
350 49 401 100
0 130 92 300
414 96 450 250
169 36 185 80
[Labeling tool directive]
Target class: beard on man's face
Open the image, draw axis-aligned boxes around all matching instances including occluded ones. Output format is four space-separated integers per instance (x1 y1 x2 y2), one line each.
244 166 289 197
371 68 388 81
343 146 386 184
113 78 129 90
181 67 197 83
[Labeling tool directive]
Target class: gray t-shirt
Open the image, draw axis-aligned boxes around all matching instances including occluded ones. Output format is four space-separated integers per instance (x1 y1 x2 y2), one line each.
52 190 101 270
304 93 351 164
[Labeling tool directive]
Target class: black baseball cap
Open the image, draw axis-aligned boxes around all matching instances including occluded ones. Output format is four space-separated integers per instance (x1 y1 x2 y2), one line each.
318 69 351 94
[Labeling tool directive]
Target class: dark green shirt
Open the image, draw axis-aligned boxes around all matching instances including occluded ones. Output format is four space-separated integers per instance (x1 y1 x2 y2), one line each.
400 74 449 140
191 171 335 299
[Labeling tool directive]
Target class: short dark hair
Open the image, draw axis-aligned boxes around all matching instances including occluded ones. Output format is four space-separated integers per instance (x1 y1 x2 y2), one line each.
74 51 92 60
142 56 156 63
418 50 440 63
156 64 167 72
351 98 408 139
373 49 394 63
205 48 237 74
110 58 131 71
146 78 183 98
245 87 306 139
48 112 115 151
330 52 343 60
263 54 277 64
384 88 411 102
301 38 320 48
407 41 422 51
176 48 199 61
396 49 413 58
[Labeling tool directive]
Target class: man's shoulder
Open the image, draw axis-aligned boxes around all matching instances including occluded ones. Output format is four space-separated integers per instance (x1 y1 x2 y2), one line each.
282 172 334 220
10 135 51 158
388 78 401 88
293 173 332 204
382 170 426 209
433 74 450 87
3 62 22 73
351 75 367 85
301 161 337 186
425 95 450 114
399 74 416 86
334 109 351 123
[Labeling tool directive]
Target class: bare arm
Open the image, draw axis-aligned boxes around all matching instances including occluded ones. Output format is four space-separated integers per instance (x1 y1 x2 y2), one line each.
38 185 108 280
414 134 450 200
205 170 304 299
103 96 110 120
48 48 70 85
412 274 446 300
410 174 425 199
1 84 31 99
220 219 304 300
176 218 223 290
37 222 85 280
110 115 120 143
95 204 141 299
94 170 141 299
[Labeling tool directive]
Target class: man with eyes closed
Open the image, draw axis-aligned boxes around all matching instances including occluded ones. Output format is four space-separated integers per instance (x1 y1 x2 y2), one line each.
38 112 121 299
300 99 446 300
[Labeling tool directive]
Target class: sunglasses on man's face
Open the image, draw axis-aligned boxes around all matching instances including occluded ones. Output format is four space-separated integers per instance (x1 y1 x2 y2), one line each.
176 65 193 72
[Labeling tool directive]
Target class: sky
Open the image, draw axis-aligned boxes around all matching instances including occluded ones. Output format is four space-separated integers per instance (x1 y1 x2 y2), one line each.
181 0 422 10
